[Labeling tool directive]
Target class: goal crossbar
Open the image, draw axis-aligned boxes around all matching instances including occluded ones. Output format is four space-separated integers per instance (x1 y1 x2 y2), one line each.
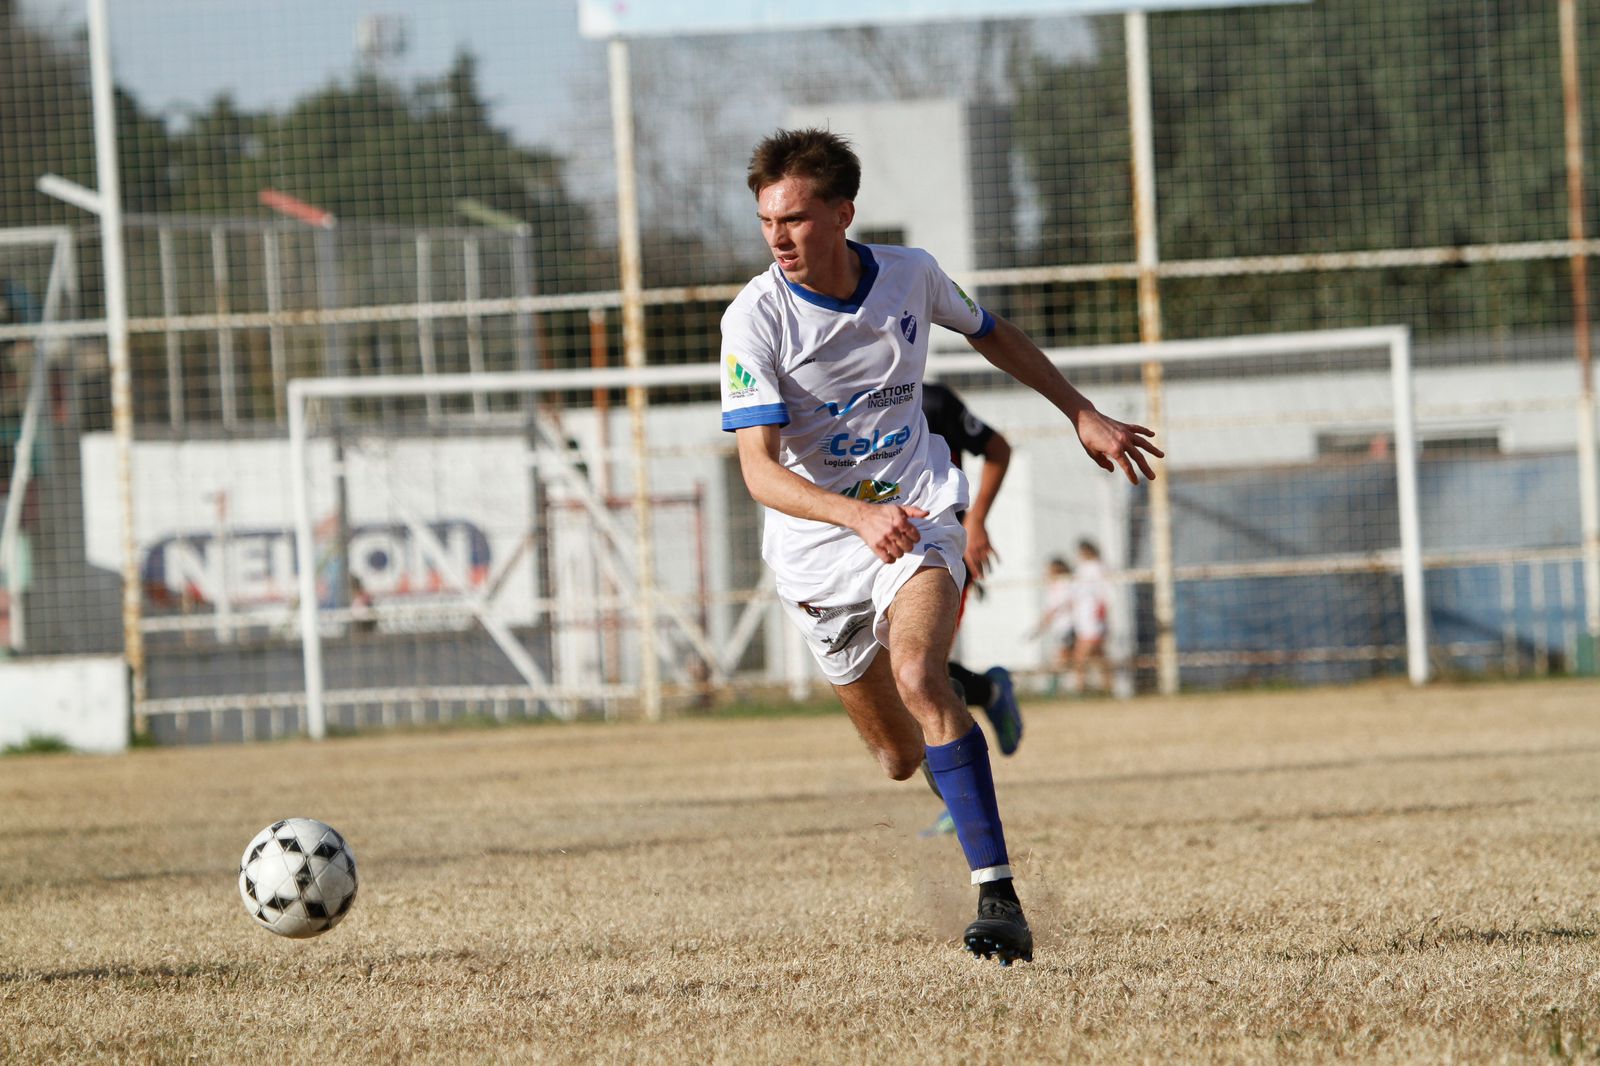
286 325 1425 737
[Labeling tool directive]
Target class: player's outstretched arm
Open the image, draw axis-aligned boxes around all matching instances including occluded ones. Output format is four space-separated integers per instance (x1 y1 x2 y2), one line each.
968 316 1165 485
734 424 926 563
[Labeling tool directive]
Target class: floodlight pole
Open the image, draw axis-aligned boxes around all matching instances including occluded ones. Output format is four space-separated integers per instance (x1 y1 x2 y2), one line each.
608 37 664 721
1125 10 1179 695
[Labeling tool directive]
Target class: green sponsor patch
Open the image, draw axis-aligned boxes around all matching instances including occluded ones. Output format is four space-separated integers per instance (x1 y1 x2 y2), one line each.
840 479 900 503
726 354 757 391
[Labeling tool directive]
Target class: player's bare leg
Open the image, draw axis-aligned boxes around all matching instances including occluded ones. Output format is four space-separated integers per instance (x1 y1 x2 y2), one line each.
832 650 925 781
882 565 971 744
885 563 1032 964
1074 637 1107 695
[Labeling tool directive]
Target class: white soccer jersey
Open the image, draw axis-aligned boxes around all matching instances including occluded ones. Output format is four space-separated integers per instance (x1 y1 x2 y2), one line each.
720 241 995 600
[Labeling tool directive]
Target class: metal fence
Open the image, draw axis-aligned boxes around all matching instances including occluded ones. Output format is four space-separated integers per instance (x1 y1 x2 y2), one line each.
1 0 1597 737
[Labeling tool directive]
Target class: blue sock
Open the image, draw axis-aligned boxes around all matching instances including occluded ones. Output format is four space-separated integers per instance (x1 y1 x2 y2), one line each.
924 724 1011 882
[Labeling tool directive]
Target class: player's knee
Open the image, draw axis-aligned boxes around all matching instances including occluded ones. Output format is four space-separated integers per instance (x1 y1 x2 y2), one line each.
881 746 923 781
892 656 950 712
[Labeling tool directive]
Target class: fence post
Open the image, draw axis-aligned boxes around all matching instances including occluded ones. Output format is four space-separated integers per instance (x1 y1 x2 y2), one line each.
1559 0 1600 653
608 37 663 721
1126 11 1178 695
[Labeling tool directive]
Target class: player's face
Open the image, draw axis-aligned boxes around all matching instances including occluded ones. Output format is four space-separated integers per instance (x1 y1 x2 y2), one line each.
756 176 854 288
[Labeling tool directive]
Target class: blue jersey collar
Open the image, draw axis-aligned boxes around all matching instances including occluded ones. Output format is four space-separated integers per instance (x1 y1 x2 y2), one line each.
783 240 878 314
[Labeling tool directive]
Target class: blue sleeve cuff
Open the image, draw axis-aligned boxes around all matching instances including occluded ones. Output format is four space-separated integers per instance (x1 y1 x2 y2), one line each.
968 308 996 339
722 403 790 431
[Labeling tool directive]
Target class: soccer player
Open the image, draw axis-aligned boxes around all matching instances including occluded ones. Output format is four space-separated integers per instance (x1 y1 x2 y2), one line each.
721 129 1162 964
1070 538 1114 694
1032 556 1078 692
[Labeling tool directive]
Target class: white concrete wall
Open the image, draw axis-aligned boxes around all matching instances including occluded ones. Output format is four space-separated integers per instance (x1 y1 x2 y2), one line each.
0 655 128 753
71 355 1593 691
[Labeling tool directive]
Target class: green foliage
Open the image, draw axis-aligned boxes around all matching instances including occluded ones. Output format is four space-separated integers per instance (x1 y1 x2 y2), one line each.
1012 2 1596 343
0 11 597 291
152 52 597 290
2 735 74 756
0 6 95 228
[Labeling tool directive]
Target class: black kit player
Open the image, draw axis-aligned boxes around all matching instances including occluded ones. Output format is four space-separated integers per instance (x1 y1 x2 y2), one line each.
720 129 1162 964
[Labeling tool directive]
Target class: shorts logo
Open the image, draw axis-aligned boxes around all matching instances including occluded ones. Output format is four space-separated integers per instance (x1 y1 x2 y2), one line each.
821 617 870 653
839 479 901 503
900 312 918 344
796 598 867 623
726 354 758 396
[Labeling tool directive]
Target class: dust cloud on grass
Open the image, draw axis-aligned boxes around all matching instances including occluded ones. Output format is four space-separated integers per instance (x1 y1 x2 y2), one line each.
3 680 1599 1063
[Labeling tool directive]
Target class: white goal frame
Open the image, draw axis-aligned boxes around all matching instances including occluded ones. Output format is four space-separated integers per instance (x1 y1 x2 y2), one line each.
286 325 1426 738
0 226 79 652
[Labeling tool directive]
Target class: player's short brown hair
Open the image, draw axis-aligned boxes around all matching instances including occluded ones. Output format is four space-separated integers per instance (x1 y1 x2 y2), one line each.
746 128 861 203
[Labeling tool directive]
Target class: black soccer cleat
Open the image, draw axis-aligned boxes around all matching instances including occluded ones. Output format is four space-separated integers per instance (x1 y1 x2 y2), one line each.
963 895 1034 966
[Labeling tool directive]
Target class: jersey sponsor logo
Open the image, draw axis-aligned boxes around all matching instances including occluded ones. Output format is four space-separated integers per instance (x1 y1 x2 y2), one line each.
866 383 916 409
838 478 902 503
814 383 917 418
725 354 758 397
827 424 911 458
814 388 874 418
899 312 918 344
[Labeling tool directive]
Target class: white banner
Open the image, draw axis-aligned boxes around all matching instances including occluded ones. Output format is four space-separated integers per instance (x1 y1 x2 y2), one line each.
80 434 538 627
579 0 1306 39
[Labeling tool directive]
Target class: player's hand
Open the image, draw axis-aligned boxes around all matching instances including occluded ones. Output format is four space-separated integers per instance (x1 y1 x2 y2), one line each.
1073 409 1165 485
852 504 928 564
963 516 999 580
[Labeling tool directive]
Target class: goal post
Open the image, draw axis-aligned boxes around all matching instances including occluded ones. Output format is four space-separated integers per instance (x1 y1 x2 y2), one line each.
0 226 79 654
927 324 1428 690
283 325 1429 739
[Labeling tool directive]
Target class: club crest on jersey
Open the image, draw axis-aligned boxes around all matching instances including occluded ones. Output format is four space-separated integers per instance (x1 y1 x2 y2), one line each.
726 354 758 397
899 312 918 344
839 479 902 503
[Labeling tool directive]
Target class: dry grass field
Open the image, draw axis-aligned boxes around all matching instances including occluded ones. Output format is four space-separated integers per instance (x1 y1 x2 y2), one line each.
4 679 1600 1064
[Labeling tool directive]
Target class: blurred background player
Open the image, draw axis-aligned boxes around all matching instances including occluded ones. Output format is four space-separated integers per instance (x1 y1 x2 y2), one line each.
1031 556 1076 693
920 381 1021 836
1070 539 1113 695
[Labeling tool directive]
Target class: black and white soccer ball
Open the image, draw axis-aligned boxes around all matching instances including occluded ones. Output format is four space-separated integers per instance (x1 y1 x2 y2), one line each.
238 818 358 939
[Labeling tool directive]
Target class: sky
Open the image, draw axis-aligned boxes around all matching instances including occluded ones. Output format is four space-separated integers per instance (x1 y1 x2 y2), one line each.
17 0 1096 244
22 0 611 147
20 0 1096 155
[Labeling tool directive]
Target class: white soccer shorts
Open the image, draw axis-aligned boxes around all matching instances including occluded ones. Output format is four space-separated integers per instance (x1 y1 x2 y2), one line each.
776 507 968 685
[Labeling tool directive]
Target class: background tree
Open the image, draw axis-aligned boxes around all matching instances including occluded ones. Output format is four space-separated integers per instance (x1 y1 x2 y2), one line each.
1014 2 1597 343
